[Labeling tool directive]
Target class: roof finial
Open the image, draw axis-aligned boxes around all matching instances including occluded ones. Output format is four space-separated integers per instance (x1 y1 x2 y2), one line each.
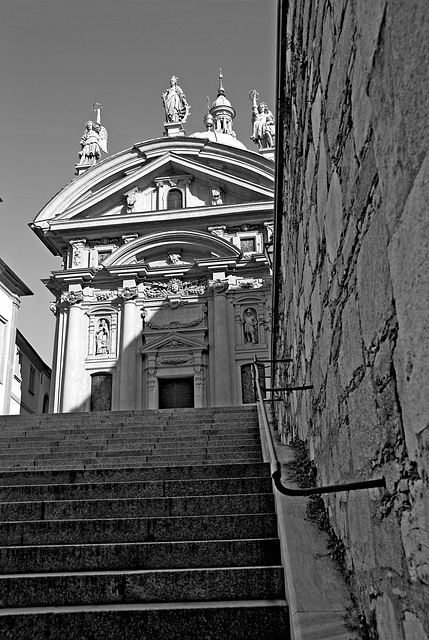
218 68 225 96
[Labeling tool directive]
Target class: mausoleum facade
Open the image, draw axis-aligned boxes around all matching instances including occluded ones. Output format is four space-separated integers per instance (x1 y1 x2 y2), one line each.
32 76 275 412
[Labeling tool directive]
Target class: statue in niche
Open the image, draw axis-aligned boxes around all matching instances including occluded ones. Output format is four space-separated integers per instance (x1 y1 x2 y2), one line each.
77 103 108 166
162 76 190 124
95 318 110 355
249 90 275 150
243 308 259 344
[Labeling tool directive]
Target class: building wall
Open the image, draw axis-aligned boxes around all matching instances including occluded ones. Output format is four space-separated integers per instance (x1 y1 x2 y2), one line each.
11 331 51 415
0 283 19 414
0 260 33 415
274 1 428 638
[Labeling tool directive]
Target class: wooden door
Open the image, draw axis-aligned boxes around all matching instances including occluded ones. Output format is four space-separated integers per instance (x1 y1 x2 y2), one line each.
90 374 112 411
158 377 194 409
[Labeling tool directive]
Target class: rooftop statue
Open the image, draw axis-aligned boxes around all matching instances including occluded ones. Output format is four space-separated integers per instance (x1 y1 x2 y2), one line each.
162 76 190 124
77 103 108 168
249 90 275 150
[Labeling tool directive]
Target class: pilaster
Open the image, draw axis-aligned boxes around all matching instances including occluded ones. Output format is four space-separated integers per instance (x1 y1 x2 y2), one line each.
60 291 83 412
118 284 138 410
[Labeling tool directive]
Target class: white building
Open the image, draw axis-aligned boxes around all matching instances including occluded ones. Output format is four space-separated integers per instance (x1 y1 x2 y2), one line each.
32 76 275 412
0 258 51 414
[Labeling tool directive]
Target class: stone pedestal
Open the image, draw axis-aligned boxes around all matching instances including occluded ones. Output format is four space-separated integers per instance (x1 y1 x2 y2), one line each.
163 122 186 138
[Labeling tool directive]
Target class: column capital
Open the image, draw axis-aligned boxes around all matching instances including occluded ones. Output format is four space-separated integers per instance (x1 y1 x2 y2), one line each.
208 279 229 294
117 286 138 301
61 291 83 306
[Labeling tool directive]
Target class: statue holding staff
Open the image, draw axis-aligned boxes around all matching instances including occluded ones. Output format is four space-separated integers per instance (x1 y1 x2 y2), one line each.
249 90 275 150
77 103 108 167
162 76 190 124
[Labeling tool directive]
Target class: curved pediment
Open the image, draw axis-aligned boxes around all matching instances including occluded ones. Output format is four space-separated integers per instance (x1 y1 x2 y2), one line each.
104 229 242 268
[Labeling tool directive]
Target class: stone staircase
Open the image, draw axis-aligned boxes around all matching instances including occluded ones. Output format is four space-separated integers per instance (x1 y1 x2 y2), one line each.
0 405 290 639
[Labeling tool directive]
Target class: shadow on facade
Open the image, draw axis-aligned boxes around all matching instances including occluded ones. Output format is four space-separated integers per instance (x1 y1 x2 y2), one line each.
55 294 268 414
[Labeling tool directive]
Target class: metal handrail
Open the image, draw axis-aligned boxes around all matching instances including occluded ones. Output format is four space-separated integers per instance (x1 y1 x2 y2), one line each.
252 358 386 496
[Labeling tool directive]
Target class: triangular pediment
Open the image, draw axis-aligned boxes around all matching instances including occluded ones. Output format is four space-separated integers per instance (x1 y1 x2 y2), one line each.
140 332 208 354
34 137 274 229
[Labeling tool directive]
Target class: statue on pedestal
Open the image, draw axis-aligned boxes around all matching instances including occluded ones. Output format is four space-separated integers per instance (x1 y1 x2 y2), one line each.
77 103 108 167
162 76 190 124
249 90 275 150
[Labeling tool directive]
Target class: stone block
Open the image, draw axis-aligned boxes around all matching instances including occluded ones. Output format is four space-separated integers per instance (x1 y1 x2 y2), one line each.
357 210 393 349
305 143 316 201
338 294 364 390
369 19 414 234
311 86 322 149
354 0 387 67
320 8 334 92
325 170 344 263
403 611 429 640
317 308 332 375
347 490 377 574
325 0 354 152
317 135 329 225
348 374 382 473
400 480 429 586
372 513 404 575
375 593 403 640
339 131 358 214
308 206 319 270
387 1 429 174
351 51 373 159
389 153 429 463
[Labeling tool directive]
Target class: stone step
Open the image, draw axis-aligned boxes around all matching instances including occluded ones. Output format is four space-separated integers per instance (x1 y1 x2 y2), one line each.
0 565 285 608
0 431 261 447
0 455 263 473
0 461 271 486
0 412 258 432
0 475 273 503
0 492 274 522
0 442 262 459
0 537 282 574
0 425 259 442
0 512 279 546
0 405 258 425
0 599 289 640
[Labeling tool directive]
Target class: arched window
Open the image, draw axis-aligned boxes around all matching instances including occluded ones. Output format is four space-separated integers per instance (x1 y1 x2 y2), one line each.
166 189 183 210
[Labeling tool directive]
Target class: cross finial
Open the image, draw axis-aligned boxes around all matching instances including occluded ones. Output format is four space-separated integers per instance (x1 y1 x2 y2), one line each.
218 69 225 96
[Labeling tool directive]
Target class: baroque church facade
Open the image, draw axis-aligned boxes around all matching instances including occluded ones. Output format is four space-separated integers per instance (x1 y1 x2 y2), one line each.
31 75 275 413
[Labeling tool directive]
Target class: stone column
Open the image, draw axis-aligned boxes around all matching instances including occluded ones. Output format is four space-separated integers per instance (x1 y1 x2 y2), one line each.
61 292 83 413
210 280 232 406
118 286 138 410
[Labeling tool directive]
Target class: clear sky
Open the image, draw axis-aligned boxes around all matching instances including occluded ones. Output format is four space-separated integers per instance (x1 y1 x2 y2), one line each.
0 0 276 365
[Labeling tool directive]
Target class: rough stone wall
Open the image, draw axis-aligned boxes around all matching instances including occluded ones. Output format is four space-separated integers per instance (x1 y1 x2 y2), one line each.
274 1 429 637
